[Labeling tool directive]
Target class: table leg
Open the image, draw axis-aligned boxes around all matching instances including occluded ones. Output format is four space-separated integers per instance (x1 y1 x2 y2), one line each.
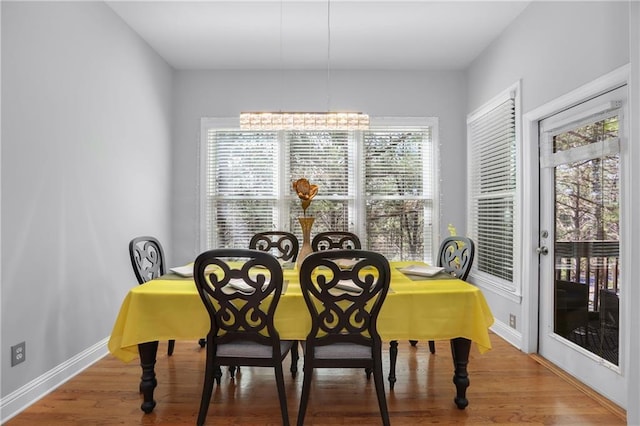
138 341 158 414
388 340 398 390
450 337 471 409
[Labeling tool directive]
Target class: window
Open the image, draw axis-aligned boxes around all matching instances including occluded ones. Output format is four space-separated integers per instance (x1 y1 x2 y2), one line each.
364 129 434 261
467 86 519 291
200 118 437 262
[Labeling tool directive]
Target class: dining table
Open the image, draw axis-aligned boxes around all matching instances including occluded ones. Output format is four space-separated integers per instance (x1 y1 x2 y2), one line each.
108 260 494 414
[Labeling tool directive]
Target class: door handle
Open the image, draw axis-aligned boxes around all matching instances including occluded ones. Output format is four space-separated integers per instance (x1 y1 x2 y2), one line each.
536 246 549 255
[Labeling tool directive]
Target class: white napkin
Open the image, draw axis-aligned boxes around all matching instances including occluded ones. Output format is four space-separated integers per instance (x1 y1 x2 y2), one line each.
398 265 445 277
333 258 359 270
225 278 288 295
170 264 219 277
170 265 193 277
333 280 365 294
227 278 261 294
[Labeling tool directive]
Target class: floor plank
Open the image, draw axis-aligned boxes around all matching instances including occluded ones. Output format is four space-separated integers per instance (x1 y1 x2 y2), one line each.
5 333 626 425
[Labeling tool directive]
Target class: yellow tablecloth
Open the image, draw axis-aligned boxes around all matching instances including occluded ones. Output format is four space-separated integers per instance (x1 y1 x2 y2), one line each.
108 261 494 362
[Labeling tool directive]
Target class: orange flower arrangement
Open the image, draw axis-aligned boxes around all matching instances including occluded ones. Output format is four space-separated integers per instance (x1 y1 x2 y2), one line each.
292 178 319 217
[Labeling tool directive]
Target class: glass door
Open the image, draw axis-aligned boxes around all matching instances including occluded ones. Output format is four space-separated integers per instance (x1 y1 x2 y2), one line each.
538 85 626 404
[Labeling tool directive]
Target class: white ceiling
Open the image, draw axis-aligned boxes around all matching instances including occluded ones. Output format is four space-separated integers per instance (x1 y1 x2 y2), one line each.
107 1 531 71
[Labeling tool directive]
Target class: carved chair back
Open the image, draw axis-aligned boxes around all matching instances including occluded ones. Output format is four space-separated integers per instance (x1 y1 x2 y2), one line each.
311 231 361 251
193 249 284 347
437 236 475 281
249 231 299 262
129 236 166 284
299 249 390 349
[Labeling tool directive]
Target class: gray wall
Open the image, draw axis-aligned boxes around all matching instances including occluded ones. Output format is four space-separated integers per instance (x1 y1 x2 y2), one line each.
466 0 634 416
171 69 468 265
468 1 629 113
466 0 629 336
1 1 173 400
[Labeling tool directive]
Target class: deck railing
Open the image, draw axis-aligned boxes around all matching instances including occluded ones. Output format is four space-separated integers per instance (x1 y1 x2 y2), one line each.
554 240 619 310
554 240 620 364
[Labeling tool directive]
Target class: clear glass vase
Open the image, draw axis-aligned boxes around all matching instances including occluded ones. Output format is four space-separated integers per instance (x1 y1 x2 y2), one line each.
296 216 315 270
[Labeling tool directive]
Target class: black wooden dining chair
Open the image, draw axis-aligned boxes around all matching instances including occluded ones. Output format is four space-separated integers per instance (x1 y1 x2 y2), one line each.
311 231 361 251
193 248 296 426
409 236 476 353
297 249 391 426
129 236 175 356
249 231 299 262
437 236 475 281
248 231 301 379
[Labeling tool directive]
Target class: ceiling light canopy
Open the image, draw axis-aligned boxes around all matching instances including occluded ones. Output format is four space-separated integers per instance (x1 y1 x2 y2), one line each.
239 112 370 131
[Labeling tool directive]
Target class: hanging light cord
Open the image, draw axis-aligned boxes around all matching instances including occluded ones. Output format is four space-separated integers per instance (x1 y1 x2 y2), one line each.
326 0 331 112
279 0 284 112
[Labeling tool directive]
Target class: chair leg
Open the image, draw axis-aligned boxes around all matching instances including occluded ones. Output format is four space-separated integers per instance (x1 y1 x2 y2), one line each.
199 338 207 348
372 360 390 426
274 362 290 426
214 365 223 385
290 341 299 377
297 361 314 426
197 348 217 426
365 367 372 380
409 340 418 347
228 365 241 377
167 339 175 356
428 340 436 354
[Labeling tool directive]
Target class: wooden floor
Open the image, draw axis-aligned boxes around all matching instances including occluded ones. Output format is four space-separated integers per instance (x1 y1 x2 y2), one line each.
6 334 626 425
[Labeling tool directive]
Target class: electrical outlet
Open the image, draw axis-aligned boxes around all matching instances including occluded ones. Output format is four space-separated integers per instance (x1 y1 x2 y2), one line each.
11 342 26 366
509 314 516 329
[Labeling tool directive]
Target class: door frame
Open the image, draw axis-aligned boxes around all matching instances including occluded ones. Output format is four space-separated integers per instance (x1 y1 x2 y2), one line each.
521 65 629 362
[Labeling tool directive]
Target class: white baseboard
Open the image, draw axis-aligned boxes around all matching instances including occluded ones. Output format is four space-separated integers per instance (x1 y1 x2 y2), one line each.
490 318 523 350
0 337 109 423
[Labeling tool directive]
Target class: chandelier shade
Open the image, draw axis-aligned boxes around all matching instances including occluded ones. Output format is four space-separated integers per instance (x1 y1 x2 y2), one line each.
239 111 369 131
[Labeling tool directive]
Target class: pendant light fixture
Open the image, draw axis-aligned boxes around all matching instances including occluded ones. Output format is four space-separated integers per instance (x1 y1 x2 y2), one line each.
240 0 369 131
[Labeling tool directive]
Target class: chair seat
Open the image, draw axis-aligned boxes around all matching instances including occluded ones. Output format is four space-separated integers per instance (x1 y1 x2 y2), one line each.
217 340 295 359
302 342 373 360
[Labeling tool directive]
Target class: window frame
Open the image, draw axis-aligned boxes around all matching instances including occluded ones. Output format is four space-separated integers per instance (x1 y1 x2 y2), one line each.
198 116 440 262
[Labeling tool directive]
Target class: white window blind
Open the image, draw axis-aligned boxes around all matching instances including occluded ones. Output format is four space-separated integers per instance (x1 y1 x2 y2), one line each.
364 129 433 261
286 131 354 232
206 130 279 249
202 118 436 262
468 94 517 286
